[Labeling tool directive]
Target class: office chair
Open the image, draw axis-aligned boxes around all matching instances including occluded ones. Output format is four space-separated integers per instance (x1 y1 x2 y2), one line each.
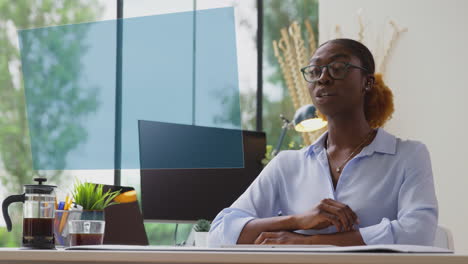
434 225 454 250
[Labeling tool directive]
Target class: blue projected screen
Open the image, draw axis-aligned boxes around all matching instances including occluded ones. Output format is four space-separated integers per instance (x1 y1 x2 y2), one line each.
18 7 242 170
138 120 243 170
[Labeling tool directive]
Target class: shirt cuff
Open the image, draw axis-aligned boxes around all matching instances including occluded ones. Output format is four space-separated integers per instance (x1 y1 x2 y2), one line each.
208 212 255 247
227 215 255 245
359 218 394 245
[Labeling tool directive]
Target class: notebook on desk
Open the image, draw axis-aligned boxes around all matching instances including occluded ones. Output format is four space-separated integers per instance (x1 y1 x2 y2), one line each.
66 244 453 253
222 244 453 253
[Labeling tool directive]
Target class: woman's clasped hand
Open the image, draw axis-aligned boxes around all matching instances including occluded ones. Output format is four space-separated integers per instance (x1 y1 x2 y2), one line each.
296 198 359 232
254 198 360 244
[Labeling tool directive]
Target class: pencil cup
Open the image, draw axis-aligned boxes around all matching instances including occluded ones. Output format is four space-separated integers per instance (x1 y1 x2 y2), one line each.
53 210 81 248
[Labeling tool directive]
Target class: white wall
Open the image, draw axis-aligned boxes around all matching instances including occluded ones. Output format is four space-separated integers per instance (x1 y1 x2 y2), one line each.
319 0 468 253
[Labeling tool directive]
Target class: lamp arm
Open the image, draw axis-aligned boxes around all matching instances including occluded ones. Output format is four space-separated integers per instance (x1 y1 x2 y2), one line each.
272 115 291 157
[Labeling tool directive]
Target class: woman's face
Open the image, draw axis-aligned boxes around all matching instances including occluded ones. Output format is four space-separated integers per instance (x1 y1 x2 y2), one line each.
307 42 369 119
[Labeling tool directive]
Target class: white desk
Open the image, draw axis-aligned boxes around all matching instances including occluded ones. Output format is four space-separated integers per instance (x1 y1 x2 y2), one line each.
0 248 467 264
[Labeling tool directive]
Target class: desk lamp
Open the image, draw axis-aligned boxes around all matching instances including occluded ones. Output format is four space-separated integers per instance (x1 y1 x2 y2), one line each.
272 104 327 156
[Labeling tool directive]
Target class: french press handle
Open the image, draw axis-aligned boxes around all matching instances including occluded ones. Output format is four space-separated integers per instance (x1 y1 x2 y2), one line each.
2 193 25 232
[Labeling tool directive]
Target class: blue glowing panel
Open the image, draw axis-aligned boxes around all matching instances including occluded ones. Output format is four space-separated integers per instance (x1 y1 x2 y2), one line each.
19 20 116 170
138 120 243 169
19 7 242 170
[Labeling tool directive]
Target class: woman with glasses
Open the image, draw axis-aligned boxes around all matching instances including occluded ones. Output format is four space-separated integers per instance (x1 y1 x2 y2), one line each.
209 38 438 247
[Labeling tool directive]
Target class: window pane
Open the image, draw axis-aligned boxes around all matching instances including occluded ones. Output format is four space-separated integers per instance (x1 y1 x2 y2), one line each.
0 0 116 247
195 0 257 132
122 0 257 246
124 0 194 17
262 0 319 155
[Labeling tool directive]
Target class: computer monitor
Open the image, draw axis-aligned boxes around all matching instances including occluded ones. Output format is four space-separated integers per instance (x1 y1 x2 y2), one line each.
138 120 266 222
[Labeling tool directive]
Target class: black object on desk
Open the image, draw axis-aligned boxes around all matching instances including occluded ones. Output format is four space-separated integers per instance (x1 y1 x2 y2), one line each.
102 185 149 245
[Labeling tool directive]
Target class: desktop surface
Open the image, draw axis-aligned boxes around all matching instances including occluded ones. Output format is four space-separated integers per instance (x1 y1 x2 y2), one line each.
0 247 467 264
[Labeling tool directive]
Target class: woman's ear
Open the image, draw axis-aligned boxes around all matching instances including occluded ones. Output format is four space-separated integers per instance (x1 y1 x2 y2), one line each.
365 75 375 92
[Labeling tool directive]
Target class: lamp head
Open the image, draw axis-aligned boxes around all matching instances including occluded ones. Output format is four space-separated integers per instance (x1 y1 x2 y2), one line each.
293 104 327 132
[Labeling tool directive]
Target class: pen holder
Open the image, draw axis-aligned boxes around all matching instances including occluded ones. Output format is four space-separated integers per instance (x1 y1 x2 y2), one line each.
53 209 81 248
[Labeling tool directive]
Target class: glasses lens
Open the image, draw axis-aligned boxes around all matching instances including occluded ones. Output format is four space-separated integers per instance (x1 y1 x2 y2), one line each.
303 66 322 82
328 62 347 79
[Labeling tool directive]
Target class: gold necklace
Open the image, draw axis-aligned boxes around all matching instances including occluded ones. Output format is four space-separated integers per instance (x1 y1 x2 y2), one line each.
326 130 375 174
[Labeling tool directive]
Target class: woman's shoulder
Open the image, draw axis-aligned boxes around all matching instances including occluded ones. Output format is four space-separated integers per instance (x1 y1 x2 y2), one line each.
274 148 309 161
375 128 427 156
268 148 309 170
394 136 429 156
372 129 432 179
378 130 431 165
383 132 434 179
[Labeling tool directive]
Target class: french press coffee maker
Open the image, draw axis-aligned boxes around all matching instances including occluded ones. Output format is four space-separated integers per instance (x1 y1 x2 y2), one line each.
2 177 57 249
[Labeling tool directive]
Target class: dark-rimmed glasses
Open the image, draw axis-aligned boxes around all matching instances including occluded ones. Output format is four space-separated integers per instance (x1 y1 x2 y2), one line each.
300 61 368 83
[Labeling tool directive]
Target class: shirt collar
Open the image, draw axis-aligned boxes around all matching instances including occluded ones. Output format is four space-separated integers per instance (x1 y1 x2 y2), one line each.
305 131 328 157
360 128 397 156
305 128 397 157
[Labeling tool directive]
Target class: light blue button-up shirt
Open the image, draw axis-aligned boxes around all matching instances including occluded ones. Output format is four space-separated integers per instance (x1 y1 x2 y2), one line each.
208 128 438 247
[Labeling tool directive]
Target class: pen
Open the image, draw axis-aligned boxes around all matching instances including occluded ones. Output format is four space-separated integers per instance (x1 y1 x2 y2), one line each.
64 195 72 211
59 195 73 234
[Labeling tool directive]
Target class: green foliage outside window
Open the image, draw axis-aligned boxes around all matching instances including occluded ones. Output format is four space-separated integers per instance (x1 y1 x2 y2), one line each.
144 223 193 246
0 0 103 247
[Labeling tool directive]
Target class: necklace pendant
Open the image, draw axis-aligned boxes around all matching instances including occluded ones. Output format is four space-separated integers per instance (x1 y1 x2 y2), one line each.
336 167 341 173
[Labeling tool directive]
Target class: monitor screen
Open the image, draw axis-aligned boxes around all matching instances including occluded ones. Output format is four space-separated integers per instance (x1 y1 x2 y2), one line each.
139 121 266 221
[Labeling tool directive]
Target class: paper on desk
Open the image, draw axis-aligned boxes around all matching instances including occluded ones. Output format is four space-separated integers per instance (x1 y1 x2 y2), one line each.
230 244 453 253
224 244 453 253
66 244 453 253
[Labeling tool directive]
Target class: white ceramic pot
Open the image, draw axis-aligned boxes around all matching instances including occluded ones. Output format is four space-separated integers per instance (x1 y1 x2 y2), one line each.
194 232 209 247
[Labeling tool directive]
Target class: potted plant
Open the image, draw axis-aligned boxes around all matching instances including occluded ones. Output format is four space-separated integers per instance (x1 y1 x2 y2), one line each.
66 181 121 246
71 181 121 220
193 219 211 247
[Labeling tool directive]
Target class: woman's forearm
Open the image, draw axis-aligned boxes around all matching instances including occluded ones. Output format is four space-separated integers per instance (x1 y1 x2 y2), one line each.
307 230 366 246
237 215 299 244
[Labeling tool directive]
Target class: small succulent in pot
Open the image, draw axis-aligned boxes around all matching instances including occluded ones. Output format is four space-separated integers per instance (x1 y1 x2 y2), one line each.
194 219 211 247
194 219 211 232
